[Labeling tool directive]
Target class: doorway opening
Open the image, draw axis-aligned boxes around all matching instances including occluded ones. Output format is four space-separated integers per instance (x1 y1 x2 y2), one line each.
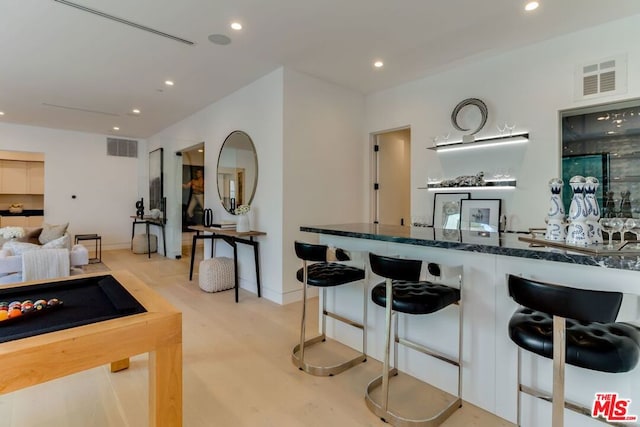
178 143 205 255
371 127 411 226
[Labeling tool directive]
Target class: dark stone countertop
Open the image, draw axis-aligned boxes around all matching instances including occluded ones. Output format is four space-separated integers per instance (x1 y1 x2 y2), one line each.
0 209 44 216
300 223 640 271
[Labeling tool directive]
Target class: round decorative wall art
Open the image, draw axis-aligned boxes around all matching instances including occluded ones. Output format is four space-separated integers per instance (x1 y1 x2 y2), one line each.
450 98 488 136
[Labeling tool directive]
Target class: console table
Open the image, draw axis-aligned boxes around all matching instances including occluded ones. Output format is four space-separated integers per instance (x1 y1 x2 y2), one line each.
130 216 166 258
188 226 266 302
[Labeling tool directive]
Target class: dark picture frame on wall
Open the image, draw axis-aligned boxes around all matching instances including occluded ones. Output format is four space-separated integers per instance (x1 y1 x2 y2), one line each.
149 148 163 212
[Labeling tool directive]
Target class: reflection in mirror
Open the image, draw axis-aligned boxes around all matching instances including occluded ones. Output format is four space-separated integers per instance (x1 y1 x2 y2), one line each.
217 131 258 214
561 98 640 217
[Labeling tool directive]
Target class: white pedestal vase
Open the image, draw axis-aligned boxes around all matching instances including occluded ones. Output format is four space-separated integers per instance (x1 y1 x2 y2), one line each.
544 178 566 242
566 175 589 246
236 214 250 233
584 176 602 244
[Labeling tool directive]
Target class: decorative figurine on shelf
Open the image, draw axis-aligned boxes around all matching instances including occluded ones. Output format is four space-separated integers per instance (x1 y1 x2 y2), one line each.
135 198 144 219
566 176 589 246
584 177 603 244
439 171 486 187
620 190 633 218
544 178 566 241
604 191 616 218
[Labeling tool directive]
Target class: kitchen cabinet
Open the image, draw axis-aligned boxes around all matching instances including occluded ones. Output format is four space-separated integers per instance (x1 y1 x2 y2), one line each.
0 216 28 227
0 160 28 194
27 216 44 227
27 162 44 194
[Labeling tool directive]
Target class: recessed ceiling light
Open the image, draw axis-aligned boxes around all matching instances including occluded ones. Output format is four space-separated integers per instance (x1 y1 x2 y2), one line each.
0 111 4 116
374 60 384 68
113 126 120 131
132 109 141 114
198 149 204 153
230 22 242 31
525 1 539 11
165 80 174 86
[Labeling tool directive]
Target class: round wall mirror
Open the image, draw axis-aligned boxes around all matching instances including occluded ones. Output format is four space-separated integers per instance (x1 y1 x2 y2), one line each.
216 130 258 214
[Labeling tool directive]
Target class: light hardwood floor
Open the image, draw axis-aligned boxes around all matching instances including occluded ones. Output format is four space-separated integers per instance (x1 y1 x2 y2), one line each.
0 249 514 427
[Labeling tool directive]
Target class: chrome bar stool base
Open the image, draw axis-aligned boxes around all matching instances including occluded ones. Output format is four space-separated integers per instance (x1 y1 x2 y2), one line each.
365 369 462 427
292 335 366 376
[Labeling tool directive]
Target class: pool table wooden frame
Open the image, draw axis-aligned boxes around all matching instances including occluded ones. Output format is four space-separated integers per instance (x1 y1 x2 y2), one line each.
0 270 182 426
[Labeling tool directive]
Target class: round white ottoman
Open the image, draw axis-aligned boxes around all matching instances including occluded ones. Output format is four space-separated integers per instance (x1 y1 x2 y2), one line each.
199 257 235 293
132 233 157 254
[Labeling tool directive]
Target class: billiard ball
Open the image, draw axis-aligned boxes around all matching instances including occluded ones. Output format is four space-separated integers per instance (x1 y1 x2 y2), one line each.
47 298 61 307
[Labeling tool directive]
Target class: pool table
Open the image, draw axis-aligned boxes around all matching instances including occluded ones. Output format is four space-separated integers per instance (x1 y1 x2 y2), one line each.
0 270 182 426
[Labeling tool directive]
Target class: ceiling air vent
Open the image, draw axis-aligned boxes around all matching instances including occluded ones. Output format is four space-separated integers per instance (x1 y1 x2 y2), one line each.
576 55 627 100
107 137 138 158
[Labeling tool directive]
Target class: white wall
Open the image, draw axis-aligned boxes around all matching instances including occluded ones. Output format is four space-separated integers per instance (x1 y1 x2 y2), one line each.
147 69 285 302
0 122 143 248
365 15 640 231
282 68 366 302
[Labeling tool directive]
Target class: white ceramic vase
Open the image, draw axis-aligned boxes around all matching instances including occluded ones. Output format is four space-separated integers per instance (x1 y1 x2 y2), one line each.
584 176 602 244
566 175 589 246
545 178 566 241
236 214 250 233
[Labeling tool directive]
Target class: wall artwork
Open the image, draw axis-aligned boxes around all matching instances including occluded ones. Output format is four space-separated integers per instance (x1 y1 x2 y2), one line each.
432 192 470 229
149 148 163 211
460 199 501 232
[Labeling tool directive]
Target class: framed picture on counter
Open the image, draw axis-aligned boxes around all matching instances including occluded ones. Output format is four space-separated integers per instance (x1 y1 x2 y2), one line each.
460 199 501 232
432 192 470 229
434 227 461 242
461 230 500 245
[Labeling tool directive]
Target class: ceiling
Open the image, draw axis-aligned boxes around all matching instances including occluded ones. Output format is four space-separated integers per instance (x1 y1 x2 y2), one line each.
2 0 640 139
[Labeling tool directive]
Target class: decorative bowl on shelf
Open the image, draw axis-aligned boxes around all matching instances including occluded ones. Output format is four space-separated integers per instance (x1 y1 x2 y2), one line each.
8 204 23 214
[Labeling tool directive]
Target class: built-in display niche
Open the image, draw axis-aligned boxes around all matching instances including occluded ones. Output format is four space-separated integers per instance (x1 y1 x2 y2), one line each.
0 150 45 228
561 98 640 217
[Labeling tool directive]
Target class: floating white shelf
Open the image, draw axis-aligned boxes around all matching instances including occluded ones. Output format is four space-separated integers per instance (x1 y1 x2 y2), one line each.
427 133 529 152
418 179 517 191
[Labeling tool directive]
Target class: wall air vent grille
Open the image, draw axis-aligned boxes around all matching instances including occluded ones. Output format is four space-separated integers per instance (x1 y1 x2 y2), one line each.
576 54 627 100
583 75 598 96
600 71 616 93
107 138 138 158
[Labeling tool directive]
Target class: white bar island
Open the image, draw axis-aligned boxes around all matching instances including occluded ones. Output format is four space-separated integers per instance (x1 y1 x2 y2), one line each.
301 223 640 427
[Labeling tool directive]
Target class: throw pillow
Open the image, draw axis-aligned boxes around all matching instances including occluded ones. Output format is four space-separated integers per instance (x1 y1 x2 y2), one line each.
2 240 41 256
38 223 69 244
17 227 43 245
42 234 70 250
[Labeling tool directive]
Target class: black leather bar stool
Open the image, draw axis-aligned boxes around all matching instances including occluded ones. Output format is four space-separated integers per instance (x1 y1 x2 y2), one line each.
366 253 463 426
292 241 367 376
508 275 640 427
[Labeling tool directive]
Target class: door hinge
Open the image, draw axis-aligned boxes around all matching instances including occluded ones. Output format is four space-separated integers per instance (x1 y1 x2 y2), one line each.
374 144 379 152
374 183 379 190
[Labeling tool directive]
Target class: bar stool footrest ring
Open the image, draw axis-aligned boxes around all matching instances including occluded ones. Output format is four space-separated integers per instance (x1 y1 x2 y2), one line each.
365 369 462 427
292 335 366 376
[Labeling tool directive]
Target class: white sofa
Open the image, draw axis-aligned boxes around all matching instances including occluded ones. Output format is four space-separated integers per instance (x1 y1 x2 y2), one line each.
0 244 89 284
0 226 90 284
